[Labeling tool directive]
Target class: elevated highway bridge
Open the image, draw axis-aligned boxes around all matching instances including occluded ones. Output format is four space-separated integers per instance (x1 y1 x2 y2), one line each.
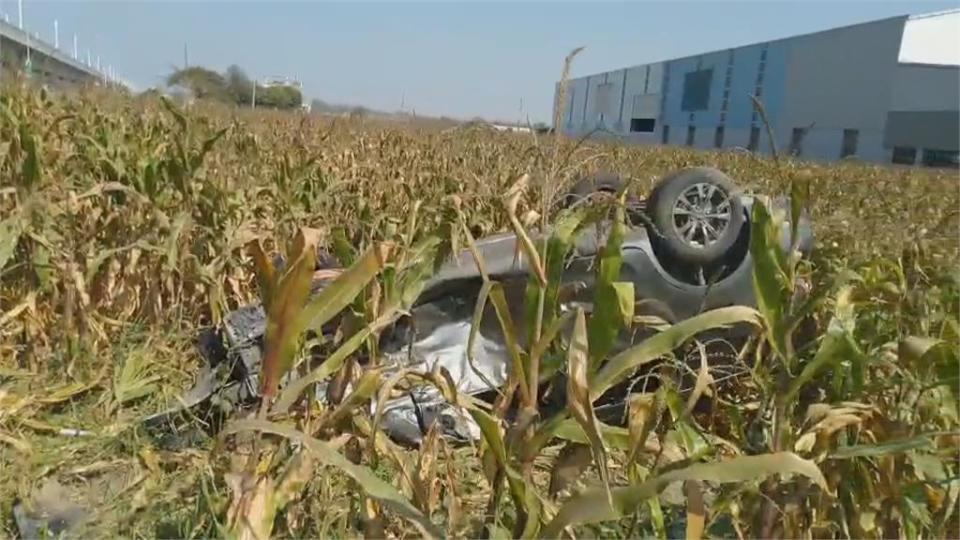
0 18 106 87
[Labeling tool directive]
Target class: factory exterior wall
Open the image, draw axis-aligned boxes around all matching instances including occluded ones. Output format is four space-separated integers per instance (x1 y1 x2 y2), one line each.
554 12 957 165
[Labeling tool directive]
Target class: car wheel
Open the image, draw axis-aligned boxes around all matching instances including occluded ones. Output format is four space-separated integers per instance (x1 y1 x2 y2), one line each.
647 167 745 267
562 172 625 209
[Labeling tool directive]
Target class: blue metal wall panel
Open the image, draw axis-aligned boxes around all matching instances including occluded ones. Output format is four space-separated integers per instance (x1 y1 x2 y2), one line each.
659 41 789 133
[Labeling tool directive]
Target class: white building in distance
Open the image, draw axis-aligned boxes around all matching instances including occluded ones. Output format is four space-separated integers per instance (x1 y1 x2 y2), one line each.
555 9 959 167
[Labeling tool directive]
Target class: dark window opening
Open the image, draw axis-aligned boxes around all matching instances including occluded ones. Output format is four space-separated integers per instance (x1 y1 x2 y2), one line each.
790 127 806 156
630 118 656 133
681 68 713 112
686 125 696 146
714 126 725 148
748 126 760 151
662 125 670 144
841 129 859 158
892 146 916 165
922 148 959 168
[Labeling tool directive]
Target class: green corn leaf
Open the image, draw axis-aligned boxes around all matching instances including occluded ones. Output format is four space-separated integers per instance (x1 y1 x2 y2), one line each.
900 336 958 386
221 419 444 539
160 96 188 132
297 242 393 334
0 214 23 272
469 408 541 539
542 452 829 537
19 121 42 189
321 368 383 428
466 280 503 393
543 205 590 327
591 306 762 398
248 240 277 313
588 199 627 364
566 308 612 505
260 228 323 400
749 199 791 359
785 286 861 404
550 416 632 450
273 314 396 414
190 126 229 172
487 282 530 404
829 433 942 460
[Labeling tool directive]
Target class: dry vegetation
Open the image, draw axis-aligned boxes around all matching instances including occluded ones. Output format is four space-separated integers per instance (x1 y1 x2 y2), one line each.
1 79 958 539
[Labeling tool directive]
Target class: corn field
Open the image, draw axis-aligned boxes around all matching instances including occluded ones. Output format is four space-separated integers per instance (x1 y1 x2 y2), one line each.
1 80 958 539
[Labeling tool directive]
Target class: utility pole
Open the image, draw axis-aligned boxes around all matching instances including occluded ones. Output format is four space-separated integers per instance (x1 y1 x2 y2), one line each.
96 55 100 71
251 81 256 109
17 0 22 29
54 19 58 48
73 34 78 59
86 49 91 67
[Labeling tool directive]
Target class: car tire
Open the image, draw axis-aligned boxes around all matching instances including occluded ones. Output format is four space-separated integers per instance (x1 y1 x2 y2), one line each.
562 172 625 209
646 167 745 267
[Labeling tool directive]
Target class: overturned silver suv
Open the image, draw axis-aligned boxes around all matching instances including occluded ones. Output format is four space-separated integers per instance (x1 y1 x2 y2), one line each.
154 167 813 448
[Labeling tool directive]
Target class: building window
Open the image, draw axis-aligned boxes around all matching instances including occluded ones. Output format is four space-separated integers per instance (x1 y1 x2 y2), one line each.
714 126 725 148
840 129 859 158
892 146 917 165
922 149 960 168
681 68 713 112
748 126 760 151
662 125 670 144
789 128 806 156
686 125 696 146
630 118 656 133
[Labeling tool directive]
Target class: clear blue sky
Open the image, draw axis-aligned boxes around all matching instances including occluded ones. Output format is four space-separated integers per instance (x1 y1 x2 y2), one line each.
12 0 958 122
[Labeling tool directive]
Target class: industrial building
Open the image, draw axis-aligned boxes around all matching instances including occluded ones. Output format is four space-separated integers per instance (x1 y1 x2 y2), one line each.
555 9 959 167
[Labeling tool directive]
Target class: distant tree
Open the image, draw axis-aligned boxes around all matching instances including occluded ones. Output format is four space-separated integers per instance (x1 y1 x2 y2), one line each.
256 85 303 110
166 66 230 102
224 64 254 105
165 64 302 110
